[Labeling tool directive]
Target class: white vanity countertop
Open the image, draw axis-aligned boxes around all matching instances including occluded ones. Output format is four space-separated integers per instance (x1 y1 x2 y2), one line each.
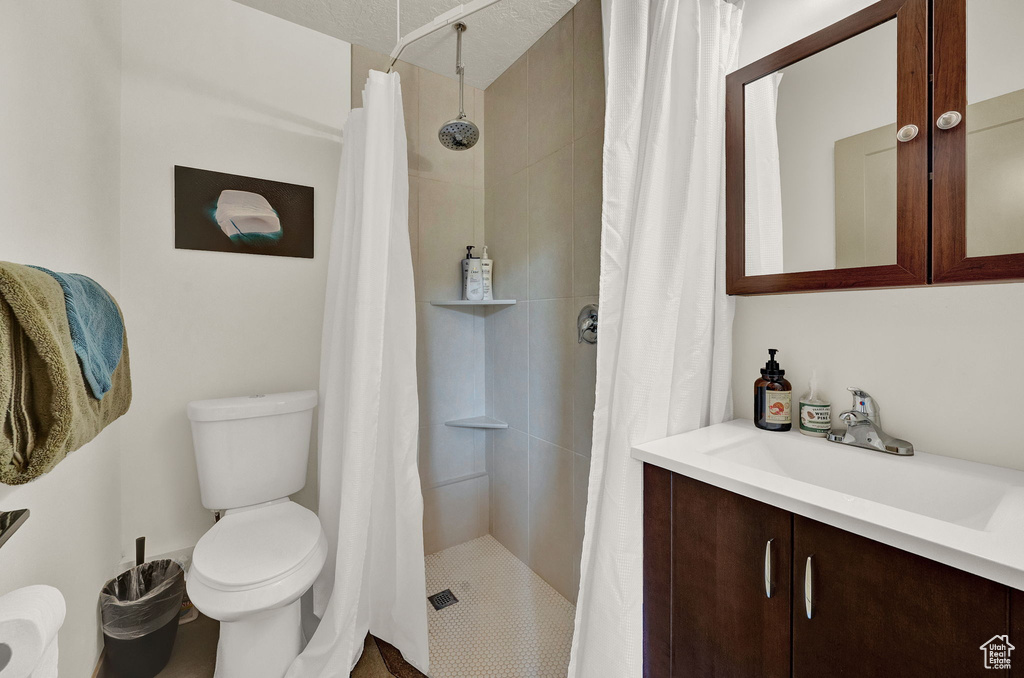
632 419 1024 589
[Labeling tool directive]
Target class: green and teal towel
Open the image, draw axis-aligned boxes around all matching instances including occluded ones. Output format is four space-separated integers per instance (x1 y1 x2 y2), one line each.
29 266 124 399
0 262 131 484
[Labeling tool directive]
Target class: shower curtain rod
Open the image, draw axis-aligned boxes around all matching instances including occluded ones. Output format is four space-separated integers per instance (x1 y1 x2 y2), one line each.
387 0 501 73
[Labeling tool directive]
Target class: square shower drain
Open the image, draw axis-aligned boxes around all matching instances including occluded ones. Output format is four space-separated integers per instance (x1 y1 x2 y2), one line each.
428 589 458 611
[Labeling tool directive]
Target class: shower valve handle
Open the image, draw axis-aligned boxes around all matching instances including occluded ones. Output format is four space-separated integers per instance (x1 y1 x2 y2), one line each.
578 304 598 344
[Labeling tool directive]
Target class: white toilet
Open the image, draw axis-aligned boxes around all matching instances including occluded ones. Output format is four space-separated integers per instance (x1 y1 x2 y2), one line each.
186 390 327 678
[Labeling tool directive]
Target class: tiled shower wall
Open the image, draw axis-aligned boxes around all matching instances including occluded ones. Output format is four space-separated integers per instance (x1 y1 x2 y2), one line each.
352 47 489 555
484 0 604 603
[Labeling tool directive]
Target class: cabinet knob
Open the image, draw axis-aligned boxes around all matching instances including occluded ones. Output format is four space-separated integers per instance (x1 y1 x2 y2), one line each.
804 555 814 619
764 539 774 599
896 124 919 142
936 110 963 130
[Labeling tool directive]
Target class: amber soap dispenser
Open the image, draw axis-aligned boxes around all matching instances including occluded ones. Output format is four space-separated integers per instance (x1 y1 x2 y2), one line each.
754 349 792 431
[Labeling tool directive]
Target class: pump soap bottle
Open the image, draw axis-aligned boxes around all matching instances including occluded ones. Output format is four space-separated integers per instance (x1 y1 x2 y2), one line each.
462 246 483 301
754 349 792 431
481 246 493 301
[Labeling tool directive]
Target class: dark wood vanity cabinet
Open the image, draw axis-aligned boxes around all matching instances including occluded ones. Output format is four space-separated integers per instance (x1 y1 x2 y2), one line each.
644 466 791 678
792 516 1007 677
644 464 1016 678
1013 589 1024 677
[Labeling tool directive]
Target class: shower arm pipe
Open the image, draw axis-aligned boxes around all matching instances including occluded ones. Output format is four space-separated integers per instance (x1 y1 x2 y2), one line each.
387 0 501 73
456 24 466 117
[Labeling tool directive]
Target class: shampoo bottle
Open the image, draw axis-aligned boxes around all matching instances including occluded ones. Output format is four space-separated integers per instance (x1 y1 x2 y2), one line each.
481 246 493 301
462 246 483 301
754 349 792 431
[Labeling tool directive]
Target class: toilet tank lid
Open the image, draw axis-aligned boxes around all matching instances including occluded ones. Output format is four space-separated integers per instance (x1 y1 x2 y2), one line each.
187 390 318 422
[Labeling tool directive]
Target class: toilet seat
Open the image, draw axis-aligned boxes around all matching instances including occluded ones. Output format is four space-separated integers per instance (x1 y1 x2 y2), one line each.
192 500 323 591
188 500 327 622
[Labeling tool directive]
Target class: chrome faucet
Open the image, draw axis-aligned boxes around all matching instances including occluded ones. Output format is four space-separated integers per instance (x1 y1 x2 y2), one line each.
827 388 914 456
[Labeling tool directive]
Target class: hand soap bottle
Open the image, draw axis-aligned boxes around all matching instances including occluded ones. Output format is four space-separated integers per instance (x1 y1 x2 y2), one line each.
480 246 493 301
754 348 792 431
462 246 483 301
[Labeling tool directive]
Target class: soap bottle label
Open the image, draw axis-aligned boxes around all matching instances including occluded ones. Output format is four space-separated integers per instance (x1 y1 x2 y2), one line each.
481 259 493 300
799 403 831 433
765 391 791 424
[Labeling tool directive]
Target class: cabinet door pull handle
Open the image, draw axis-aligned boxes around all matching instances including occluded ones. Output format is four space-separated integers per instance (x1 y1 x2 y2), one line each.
804 555 814 619
936 110 963 130
764 538 774 598
896 124 919 142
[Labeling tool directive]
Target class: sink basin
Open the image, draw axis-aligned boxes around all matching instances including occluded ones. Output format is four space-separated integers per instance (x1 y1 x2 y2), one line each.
707 434 1010 530
632 419 1024 589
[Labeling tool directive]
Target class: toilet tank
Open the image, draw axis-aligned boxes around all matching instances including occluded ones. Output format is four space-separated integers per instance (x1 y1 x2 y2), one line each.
187 390 318 510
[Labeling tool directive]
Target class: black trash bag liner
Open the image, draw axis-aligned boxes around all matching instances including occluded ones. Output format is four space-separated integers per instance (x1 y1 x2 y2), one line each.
100 559 185 641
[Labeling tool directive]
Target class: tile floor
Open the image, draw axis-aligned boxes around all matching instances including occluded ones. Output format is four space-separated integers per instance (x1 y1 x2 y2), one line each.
100 534 575 678
425 535 577 678
99 614 403 677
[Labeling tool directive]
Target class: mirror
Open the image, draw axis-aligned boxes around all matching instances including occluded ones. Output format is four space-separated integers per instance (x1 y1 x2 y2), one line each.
0 508 29 550
964 0 1024 258
743 20 898 276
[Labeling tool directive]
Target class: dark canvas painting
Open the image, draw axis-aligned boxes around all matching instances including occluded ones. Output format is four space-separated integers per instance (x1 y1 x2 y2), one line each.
174 166 314 258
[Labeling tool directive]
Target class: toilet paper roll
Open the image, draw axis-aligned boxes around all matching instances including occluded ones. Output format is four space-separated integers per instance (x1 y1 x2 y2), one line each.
0 585 66 678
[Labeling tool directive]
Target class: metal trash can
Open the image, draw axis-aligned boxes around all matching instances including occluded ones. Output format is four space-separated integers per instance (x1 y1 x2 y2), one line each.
100 559 185 678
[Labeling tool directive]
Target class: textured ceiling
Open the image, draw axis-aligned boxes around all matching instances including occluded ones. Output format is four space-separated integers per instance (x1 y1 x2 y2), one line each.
232 0 577 89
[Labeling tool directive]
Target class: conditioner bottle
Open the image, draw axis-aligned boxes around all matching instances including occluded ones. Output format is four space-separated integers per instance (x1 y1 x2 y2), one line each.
481 245 493 301
754 348 792 432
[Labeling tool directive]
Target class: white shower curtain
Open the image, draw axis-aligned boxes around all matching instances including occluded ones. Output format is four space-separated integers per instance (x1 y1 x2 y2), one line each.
287 71 430 677
568 1 741 676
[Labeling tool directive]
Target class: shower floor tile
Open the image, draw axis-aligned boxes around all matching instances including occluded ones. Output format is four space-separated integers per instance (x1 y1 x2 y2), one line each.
425 535 576 678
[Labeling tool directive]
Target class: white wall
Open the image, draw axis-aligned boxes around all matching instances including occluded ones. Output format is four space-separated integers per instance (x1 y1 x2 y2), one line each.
0 0 124 674
734 0 1024 471
3 1 350 672
118 0 350 558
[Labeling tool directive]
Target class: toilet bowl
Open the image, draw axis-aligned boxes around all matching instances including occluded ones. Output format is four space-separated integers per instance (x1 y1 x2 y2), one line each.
186 390 323 678
188 499 327 678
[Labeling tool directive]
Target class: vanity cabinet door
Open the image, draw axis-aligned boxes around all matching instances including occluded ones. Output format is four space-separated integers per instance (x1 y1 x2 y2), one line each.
644 466 792 678
792 516 1009 677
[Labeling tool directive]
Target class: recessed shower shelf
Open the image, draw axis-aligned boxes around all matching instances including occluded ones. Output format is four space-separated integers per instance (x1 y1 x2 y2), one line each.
430 300 517 307
444 416 509 430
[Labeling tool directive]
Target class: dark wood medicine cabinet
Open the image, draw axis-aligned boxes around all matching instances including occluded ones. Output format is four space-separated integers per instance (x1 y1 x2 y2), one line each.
725 0 1024 295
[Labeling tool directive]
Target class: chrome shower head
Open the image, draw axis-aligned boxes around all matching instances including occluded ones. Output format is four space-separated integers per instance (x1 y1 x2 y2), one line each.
438 23 479 151
439 115 479 150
